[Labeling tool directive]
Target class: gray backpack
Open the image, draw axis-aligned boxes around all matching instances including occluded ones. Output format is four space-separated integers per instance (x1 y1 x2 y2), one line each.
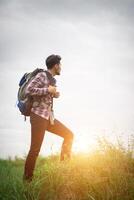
17 68 56 119
17 68 44 118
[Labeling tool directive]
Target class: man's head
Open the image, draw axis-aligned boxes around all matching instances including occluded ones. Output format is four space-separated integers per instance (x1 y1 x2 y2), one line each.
46 54 61 76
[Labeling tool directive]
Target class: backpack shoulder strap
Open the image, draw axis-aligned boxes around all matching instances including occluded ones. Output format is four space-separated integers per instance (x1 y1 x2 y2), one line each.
44 70 56 86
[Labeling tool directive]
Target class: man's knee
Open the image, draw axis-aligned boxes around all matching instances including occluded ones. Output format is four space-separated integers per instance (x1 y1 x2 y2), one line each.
66 131 74 141
70 132 74 140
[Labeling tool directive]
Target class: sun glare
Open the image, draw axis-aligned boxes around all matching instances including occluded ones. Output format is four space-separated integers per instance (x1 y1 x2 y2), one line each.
73 136 96 153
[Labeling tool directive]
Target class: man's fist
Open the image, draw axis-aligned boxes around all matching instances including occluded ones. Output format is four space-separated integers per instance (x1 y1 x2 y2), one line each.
54 92 60 98
48 85 56 94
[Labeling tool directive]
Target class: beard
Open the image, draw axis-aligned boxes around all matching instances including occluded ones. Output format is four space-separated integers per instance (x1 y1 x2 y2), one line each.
56 70 61 75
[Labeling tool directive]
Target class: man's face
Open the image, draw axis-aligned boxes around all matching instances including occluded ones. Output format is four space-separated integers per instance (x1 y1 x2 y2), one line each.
55 63 61 75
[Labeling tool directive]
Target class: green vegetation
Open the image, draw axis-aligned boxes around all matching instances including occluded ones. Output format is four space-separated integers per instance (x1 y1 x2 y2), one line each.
0 137 134 200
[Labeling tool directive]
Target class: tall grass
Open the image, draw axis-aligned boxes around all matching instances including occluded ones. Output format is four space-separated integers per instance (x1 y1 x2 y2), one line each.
0 136 134 200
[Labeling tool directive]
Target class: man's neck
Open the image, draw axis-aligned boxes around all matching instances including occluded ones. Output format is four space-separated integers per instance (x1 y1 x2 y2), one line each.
47 69 55 77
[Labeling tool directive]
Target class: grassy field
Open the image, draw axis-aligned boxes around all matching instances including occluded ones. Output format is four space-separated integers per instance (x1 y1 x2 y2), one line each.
0 137 134 200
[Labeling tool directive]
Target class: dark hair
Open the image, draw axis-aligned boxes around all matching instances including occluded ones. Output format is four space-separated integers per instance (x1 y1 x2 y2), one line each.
46 54 61 69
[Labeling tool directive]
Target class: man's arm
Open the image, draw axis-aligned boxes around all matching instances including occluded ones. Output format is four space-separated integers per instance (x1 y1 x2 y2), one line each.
25 72 48 96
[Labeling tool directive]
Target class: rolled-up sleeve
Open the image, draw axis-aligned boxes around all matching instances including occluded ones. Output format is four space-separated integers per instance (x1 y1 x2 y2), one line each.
25 72 49 96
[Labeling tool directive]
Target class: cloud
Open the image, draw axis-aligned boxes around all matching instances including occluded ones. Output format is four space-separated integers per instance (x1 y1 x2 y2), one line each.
0 0 134 65
1 0 134 23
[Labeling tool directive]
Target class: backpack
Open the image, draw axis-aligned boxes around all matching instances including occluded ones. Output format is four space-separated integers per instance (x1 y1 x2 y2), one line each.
17 68 44 119
17 68 56 119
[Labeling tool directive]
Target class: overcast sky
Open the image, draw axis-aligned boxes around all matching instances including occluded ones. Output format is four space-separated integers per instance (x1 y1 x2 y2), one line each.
0 0 134 158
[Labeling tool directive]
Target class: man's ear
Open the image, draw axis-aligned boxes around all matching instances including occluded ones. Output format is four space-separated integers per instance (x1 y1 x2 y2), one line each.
55 64 59 69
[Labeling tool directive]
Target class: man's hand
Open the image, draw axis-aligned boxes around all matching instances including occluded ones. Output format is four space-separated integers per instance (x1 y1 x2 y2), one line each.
53 92 60 98
48 85 57 94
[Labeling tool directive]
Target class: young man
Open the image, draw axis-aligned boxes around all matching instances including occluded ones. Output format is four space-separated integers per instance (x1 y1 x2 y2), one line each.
23 54 74 182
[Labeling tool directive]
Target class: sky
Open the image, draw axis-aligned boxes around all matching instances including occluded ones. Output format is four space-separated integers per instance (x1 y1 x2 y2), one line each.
0 0 134 158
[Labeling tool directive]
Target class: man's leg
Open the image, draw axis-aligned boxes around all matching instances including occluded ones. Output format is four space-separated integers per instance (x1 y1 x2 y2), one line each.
23 112 48 182
47 119 74 161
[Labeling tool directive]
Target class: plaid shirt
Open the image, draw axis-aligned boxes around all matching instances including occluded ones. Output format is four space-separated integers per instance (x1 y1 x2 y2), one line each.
25 71 56 120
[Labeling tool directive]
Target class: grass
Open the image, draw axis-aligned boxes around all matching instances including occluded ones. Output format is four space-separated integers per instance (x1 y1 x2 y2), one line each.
0 136 134 200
